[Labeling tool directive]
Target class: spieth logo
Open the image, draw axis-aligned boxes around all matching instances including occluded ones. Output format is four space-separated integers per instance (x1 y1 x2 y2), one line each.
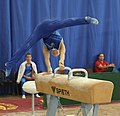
51 86 70 96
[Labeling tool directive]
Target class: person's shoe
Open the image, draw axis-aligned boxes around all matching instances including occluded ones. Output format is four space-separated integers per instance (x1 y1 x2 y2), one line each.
36 94 40 98
22 95 26 99
85 16 99 25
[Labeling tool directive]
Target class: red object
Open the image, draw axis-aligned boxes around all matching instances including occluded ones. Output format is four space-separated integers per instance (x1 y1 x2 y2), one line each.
95 60 108 72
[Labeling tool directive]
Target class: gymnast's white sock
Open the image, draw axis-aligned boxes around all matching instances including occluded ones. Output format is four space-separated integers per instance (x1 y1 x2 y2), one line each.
85 16 99 25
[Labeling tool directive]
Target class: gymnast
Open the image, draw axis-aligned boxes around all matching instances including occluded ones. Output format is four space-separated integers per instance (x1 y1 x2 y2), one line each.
5 16 99 76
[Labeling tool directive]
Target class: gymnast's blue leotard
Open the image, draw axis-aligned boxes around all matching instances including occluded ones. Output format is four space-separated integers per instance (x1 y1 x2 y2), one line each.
43 31 63 51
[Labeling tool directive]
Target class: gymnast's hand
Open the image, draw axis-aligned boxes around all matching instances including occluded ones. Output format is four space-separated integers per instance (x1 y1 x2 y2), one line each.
59 62 65 70
42 72 52 75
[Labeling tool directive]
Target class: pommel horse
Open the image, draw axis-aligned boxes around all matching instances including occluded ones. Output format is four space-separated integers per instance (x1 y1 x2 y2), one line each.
23 67 114 116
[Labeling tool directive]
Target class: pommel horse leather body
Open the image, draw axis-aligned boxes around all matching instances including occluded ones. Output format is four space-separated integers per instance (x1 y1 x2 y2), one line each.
35 71 114 104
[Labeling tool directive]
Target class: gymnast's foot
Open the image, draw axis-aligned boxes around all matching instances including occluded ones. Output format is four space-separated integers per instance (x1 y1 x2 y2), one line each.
85 16 99 24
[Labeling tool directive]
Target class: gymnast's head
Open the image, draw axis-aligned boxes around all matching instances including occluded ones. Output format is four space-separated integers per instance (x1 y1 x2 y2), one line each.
51 49 60 57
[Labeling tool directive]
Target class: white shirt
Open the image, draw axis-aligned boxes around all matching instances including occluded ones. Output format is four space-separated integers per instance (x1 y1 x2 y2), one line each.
17 61 37 83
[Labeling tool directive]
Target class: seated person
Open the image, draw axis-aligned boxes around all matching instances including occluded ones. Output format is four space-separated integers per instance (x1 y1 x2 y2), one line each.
17 53 40 99
95 53 115 72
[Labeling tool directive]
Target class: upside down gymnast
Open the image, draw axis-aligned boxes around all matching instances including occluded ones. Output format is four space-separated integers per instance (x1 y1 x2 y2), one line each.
5 16 99 75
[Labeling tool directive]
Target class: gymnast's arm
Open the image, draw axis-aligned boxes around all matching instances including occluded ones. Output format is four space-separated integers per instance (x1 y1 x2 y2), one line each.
59 40 66 70
43 44 52 73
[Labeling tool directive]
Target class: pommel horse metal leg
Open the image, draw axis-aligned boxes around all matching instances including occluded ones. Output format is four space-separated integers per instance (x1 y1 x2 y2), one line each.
81 103 98 116
57 97 66 116
46 94 51 107
46 96 66 116
46 99 98 116
46 95 58 116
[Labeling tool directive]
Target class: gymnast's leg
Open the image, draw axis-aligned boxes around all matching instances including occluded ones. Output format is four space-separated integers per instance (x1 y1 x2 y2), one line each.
47 16 99 32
